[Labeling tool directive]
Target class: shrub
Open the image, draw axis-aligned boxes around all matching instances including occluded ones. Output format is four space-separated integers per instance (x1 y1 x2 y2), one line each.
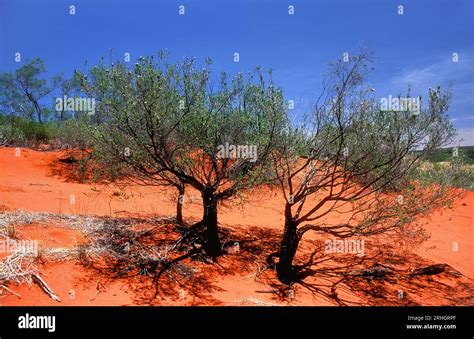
0 114 57 146
56 115 94 150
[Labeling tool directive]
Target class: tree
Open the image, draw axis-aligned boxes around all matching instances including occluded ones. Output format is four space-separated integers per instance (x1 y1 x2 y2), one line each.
270 52 465 284
0 58 61 123
56 74 81 121
76 53 286 257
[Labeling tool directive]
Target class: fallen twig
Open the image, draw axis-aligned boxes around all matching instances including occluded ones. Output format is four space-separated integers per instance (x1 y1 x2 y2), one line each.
32 273 61 302
0 284 22 298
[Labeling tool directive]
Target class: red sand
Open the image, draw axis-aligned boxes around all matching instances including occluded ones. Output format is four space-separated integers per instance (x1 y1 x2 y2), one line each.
15 222 87 249
0 147 472 306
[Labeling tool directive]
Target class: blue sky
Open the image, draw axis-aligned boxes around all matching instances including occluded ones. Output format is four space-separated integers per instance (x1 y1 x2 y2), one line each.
1 0 473 144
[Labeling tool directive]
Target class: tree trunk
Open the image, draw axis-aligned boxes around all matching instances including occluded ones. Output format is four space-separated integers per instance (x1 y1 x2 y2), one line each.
201 187 221 258
176 183 185 224
34 101 43 124
37 109 42 124
276 204 299 284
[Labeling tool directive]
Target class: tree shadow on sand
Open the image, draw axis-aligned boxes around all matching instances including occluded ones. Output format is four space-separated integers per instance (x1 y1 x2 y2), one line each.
62 212 474 306
263 240 474 306
45 149 96 183
76 217 283 305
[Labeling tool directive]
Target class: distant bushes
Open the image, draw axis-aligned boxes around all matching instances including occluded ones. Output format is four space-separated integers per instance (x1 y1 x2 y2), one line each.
0 114 96 150
422 147 474 165
0 115 57 146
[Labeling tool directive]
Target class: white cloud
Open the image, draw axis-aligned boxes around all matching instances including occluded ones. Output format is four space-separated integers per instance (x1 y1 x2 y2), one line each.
389 56 474 94
451 127 474 147
450 115 474 122
379 55 474 129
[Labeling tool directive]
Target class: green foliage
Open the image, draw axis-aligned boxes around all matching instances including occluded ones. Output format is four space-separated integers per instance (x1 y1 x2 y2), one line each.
56 115 94 149
0 114 57 146
422 146 474 165
415 158 474 190
76 53 287 196
0 58 62 123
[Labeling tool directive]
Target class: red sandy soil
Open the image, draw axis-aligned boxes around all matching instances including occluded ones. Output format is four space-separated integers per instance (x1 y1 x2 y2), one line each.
0 147 472 306
15 222 87 249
